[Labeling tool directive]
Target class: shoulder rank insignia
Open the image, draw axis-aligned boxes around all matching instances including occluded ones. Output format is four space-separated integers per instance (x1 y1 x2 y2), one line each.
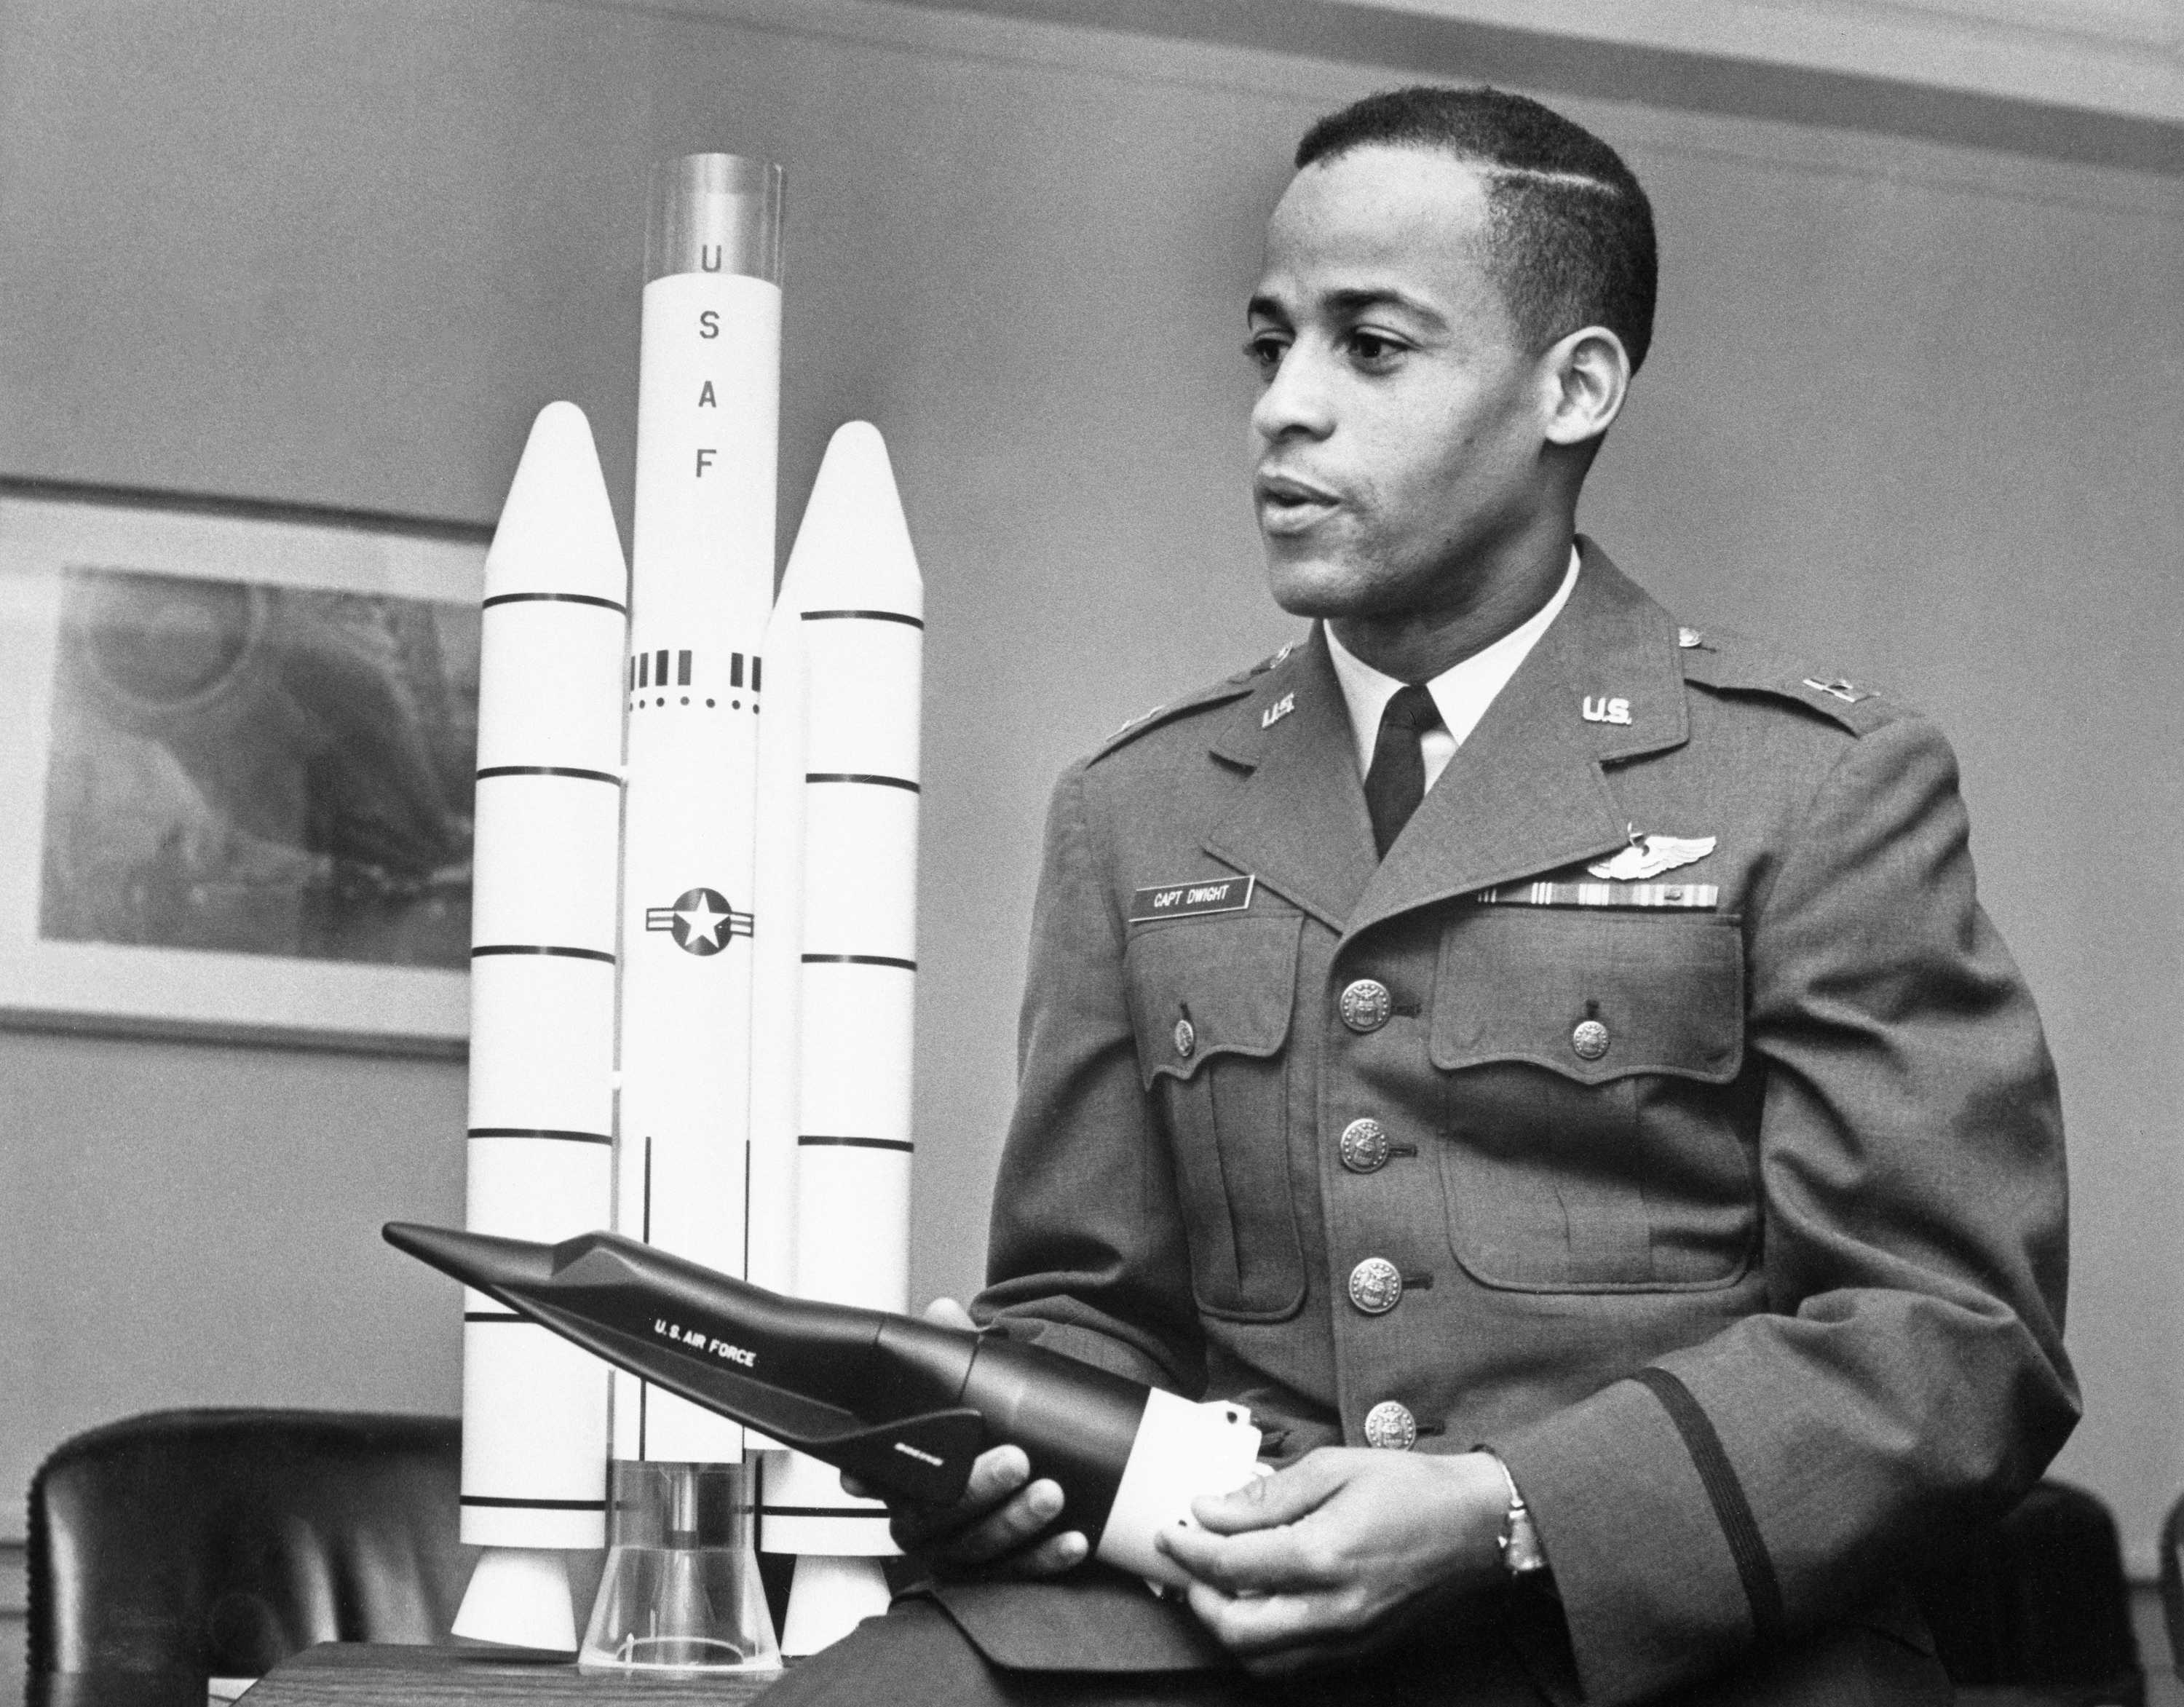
1802 676 1872 705
1107 702 1165 741
1587 828 1717 882
1225 639 1301 686
1677 626 1712 650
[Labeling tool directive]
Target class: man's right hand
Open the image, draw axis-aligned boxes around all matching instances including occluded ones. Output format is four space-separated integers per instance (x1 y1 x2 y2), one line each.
841 1296 1090 1579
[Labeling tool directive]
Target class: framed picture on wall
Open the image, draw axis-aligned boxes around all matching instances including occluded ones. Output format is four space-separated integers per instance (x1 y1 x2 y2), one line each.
0 479 490 1054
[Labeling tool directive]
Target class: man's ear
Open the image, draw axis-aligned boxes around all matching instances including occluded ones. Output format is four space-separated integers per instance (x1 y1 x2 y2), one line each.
1540 325 1630 448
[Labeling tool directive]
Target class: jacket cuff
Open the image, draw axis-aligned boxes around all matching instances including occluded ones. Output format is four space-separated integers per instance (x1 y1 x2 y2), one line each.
982 1311 1180 1391
1492 1374 1762 1705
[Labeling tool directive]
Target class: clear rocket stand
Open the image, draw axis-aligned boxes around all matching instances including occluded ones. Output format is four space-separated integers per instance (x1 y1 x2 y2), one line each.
579 1462 780 1673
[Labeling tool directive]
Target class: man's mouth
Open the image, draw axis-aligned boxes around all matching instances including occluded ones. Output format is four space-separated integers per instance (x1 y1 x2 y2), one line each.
1255 472 1340 535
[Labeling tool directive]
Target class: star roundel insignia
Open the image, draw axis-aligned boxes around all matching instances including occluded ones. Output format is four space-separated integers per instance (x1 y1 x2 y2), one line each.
645 887 753 956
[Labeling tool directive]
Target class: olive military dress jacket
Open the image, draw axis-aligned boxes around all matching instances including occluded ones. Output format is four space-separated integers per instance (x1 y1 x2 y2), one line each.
958 543 2076 1705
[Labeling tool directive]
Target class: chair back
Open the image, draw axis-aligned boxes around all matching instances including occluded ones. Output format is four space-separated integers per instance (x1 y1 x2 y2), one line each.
27 1408 464 1691
2160 1492 2183 1679
1908 1479 2142 1705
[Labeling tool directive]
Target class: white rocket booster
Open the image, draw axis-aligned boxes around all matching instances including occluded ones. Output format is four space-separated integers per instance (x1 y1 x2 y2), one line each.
745 531 812 1312
752 424 925 1655
612 154 783 1467
456 402 627 1649
791 425 922 1325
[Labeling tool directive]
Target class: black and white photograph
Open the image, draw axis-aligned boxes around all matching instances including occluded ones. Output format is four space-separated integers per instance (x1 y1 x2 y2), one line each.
41 563 478 970
0 4 2175 1706
0 486 482 1051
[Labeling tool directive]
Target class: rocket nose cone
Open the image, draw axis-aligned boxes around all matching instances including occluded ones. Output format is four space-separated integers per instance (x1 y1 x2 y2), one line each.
532 399 592 443
824 419 888 473
510 401 602 486
483 402 626 604
383 1221 558 1293
812 423 903 526
787 420 922 609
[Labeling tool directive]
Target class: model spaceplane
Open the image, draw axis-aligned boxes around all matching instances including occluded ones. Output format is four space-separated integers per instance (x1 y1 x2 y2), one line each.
389 1223 1269 1591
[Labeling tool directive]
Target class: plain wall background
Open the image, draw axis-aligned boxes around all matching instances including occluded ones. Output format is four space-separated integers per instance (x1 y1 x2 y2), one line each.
1 0 2177 1572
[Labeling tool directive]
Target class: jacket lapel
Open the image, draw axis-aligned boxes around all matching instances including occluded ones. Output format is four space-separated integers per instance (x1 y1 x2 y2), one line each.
1345 542 1690 941
1203 629 1377 932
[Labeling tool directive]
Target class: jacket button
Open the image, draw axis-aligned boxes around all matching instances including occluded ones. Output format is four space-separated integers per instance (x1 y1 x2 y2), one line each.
1339 1118 1390 1173
1348 1257 1403 1314
1571 1018 1610 1061
1363 1401 1417 1450
1173 1018 1195 1058
1339 979 1392 1032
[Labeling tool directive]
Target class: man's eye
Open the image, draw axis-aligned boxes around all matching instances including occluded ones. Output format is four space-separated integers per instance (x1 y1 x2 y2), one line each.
1346 330 1406 366
1243 333 1288 374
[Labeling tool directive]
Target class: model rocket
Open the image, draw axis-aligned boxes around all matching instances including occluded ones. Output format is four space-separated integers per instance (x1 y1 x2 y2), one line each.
453 403 626 1652
440 151 932 1666
388 1224 1269 1593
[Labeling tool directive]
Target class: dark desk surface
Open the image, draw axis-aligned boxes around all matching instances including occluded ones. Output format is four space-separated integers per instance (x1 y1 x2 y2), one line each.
194 1644 2144 1707
242 1645 783 1705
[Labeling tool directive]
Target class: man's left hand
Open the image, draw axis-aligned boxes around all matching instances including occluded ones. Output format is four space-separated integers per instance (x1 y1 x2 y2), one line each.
1155 1447 1511 1675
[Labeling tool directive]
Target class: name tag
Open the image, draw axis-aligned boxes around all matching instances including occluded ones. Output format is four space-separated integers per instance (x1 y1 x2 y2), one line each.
1129 875 1256 922
1473 880 1720 910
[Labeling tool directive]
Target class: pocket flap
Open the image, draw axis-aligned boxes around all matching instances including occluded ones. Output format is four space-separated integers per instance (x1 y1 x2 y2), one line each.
1430 911 1743 1085
1124 912 1302 1088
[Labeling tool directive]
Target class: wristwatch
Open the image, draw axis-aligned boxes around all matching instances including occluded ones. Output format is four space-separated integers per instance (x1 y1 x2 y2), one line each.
1487 1452 1551 1580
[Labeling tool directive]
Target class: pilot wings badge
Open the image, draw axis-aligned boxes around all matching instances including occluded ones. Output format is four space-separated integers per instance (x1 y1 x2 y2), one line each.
1587 828 1717 882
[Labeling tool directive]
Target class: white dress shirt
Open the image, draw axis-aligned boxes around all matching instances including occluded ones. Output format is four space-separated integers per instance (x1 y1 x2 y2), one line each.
1325 545 1582 790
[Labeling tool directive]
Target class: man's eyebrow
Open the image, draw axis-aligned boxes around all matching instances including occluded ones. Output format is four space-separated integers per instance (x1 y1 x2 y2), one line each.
1322 286 1447 327
1246 287 1448 328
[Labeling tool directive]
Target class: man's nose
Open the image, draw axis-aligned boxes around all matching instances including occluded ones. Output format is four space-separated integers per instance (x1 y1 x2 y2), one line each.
1251 344 1335 442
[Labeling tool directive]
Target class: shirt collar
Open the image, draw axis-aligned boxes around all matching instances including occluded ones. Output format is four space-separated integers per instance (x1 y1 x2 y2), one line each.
1325 544 1583 775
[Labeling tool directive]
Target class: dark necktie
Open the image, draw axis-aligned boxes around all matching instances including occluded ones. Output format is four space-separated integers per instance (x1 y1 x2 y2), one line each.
1364 684 1444 858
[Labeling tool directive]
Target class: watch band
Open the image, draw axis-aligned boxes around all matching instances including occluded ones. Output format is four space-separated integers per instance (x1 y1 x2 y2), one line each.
1487 1452 1551 1579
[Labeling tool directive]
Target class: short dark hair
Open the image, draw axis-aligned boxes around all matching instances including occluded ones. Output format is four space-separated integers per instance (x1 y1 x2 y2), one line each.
1296 86 1657 373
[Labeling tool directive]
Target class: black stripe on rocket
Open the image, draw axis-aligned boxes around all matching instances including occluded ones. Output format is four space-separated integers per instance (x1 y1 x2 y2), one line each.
807 772 919 792
476 764 622 785
802 609 924 629
482 591 629 614
468 1126 615 1146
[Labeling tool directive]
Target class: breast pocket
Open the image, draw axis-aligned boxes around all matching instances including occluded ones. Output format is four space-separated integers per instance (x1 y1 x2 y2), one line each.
1429 909 1755 1292
1124 912 1306 1322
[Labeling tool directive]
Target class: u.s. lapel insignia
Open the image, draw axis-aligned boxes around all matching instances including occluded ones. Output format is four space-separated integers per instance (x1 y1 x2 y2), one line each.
1261 692 1296 729
1587 826 1717 882
1581 694 1633 726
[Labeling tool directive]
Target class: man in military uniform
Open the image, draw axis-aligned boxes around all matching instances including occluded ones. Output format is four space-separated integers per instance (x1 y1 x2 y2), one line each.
769 85 2073 1707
